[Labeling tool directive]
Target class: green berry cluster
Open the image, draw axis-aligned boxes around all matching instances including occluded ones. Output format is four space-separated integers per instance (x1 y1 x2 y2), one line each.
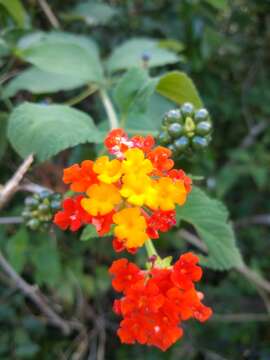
157 102 212 156
22 190 62 231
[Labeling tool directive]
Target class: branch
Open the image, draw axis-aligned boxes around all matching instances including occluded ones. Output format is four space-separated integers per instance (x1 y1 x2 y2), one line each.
240 121 267 149
212 313 270 323
235 214 270 228
64 85 98 106
0 217 23 224
179 229 207 253
37 0 60 29
19 181 53 194
0 250 73 335
0 154 34 210
99 89 119 130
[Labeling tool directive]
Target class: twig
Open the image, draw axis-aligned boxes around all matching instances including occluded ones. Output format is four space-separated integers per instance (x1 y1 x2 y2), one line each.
179 229 208 253
0 154 34 210
235 214 270 228
97 317 106 360
37 0 60 29
0 250 72 334
99 89 119 130
64 85 98 106
236 263 270 293
19 181 53 194
240 121 267 149
0 216 23 224
179 229 270 294
212 313 270 323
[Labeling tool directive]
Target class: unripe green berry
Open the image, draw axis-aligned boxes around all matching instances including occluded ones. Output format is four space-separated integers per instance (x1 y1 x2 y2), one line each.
194 108 209 122
192 136 208 150
24 197 39 207
157 130 170 145
22 210 31 219
162 109 182 126
52 193 62 201
27 218 40 230
174 136 189 151
196 121 212 136
168 123 184 138
50 200 61 211
39 214 52 222
167 143 177 153
181 102 194 117
38 203 50 214
39 190 51 200
31 210 39 217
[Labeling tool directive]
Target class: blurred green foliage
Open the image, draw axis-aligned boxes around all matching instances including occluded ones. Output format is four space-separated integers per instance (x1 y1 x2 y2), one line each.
0 0 270 359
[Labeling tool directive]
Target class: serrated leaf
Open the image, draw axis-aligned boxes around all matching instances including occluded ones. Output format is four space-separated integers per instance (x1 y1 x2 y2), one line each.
17 31 103 84
0 0 27 28
125 93 174 134
156 71 203 108
176 187 243 270
68 1 118 25
6 228 29 273
107 37 179 73
114 67 158 116
7 102 103 161
3 67 86 97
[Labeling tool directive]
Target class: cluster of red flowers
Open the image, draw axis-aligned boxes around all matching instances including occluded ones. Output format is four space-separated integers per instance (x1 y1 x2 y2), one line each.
109 253 212 351
53 128 212 351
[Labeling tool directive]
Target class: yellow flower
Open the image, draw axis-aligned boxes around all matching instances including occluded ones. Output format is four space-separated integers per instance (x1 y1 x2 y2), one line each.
122 148 153 175
113 207 148 248
120 173 152 206
81 183 121 216
146 177 187 211
93 156 122 184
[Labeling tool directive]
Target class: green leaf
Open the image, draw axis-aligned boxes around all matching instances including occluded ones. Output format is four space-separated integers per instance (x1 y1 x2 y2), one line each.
3 67 87 97
107 37 179 73
68 1 117 25
156 71 203 108
0 38 10 57
8 102 103 161
80 225 98 241
0 0 27 28
0 112 8 160
17 32 104 85
205 0 229 11
158 39 185 53
176 187 243 270
6 228 29 273
125 93 174 135
114 67 158 116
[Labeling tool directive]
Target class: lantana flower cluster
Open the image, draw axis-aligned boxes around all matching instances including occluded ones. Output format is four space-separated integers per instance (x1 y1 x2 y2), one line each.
110 253 212 351
53 128 212 351
54 128 191 253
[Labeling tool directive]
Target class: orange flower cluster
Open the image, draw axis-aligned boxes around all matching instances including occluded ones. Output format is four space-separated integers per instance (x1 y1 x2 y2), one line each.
109 253 212 351
54 128 192 252
53 128 212 351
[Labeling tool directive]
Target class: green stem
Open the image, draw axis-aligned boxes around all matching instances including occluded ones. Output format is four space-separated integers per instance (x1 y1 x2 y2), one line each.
99 88 119 130
64 85 98 106
144 239 159 258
